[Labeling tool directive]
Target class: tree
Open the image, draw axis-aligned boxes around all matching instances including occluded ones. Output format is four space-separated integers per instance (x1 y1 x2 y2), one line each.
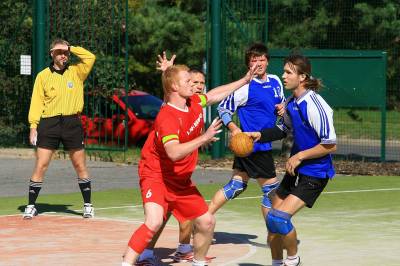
128 0 206 97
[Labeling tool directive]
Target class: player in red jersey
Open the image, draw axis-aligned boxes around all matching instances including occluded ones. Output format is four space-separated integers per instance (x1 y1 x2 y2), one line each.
122 63 256 266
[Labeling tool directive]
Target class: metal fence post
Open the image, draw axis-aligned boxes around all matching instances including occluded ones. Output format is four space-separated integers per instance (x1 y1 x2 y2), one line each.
33 0 47 79
381 52 387 162
210 0 223 159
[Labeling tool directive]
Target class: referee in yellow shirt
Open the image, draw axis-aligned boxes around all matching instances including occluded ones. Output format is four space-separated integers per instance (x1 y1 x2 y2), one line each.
23 39 96 219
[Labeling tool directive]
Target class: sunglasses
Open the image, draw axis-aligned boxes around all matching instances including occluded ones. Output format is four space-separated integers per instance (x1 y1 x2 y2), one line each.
51 49 70 56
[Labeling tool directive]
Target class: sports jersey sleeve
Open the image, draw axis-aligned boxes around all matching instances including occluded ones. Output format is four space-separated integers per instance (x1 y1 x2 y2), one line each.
277 96 293 133
307 94 336 144
70 46 96 81
28 73 45 129
217 84 249 126
269 74 285 103
156 112 180 145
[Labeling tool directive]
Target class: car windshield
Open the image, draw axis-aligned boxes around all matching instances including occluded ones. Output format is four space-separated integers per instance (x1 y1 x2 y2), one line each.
123 95 163 119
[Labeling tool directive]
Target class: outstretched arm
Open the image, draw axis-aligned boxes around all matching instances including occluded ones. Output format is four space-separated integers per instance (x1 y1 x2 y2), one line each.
205 64 257 106
245 126 287 143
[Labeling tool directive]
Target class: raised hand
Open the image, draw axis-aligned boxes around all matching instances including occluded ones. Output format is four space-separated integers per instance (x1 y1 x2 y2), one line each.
243 63 258 83
203 118 223 143
156 51 176 72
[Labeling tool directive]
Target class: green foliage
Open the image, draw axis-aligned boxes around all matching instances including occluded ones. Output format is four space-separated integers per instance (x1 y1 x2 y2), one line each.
267 0 400 109
334 108 400 140
1 0 399 149
0 119 26 147
128 0 205 97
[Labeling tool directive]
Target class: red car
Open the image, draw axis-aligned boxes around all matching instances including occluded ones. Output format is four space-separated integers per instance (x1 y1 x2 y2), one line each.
81 90 163 146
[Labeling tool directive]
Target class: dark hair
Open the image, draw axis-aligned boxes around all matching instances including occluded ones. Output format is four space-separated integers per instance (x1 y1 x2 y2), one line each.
245 42 270 67
284 54 322 91
189 68 205 77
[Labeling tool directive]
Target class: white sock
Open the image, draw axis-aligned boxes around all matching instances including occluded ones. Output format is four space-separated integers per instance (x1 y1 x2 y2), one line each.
285 254 300 266
138 249 154 261
192 259 207 266
121 262 132 266
177 243 192 253
272 259 283 266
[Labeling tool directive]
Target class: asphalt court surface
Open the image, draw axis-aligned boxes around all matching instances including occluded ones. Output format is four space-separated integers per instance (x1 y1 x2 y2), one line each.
0 157 232 197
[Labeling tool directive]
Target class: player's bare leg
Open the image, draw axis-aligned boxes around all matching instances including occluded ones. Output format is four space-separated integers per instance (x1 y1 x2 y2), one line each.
276 195 304 256
69 149 89 178
69 149 93 217
192 211 215 263
136 212 172 263
208 170 249 214
257 177 280 247
31 148 54 182
24 148 54 219
269 194 285 263
269 194 304 266
258 177 280 217
123 202 164 265
179 219 193 243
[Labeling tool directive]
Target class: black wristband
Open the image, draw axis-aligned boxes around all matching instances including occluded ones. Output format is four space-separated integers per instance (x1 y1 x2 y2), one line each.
259 126 286 142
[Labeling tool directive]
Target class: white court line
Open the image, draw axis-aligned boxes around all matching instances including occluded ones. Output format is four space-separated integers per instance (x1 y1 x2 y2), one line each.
218 242 257 266
71 204 142 212
228 187 400 201
66 187 400 213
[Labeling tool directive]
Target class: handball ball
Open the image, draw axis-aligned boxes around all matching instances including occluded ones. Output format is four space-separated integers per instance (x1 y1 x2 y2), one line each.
229 132 253 157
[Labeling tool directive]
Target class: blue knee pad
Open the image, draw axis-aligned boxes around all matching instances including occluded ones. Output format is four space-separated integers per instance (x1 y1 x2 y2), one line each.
222 179 247 200
261 181 280 208
266 209 294 235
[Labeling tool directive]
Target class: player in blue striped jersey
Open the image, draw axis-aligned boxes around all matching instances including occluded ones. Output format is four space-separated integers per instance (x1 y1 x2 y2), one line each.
247 54 337 266
208 43 285 245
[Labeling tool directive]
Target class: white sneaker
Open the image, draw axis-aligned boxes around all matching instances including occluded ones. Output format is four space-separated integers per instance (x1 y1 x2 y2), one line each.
283 256 301 266
23 204 38 219
83 203 94 218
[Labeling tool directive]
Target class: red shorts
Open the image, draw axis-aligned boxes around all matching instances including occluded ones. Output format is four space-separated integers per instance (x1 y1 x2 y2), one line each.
139 177 208 223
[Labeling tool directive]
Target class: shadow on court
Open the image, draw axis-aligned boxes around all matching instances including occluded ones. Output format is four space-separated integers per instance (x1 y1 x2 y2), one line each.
17 203 82 216
238 263 271 266
214 231 265 247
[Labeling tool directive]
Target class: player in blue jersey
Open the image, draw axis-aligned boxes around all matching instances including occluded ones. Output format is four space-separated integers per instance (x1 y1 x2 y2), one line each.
208 43 285 242
246 54 337 266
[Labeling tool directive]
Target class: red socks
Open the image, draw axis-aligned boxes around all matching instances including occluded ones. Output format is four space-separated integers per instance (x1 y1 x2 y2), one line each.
128 224 155 254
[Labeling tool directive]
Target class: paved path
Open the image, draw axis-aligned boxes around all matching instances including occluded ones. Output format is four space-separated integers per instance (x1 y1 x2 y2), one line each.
0 157 232 197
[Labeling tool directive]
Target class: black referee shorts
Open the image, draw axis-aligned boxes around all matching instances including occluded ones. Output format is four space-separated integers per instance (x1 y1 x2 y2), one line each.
37 115 84 151
233 151 276 179
276 173 329 208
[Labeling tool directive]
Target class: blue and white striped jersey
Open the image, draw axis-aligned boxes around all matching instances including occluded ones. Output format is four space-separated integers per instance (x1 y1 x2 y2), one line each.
218 74 285 152
282 90 336 178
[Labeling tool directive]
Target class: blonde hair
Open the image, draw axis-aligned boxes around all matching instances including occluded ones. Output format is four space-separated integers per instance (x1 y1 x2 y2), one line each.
161 64 189 97
50 38 70 50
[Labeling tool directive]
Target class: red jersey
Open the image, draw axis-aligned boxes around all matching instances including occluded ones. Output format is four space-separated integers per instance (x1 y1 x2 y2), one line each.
139 94 207 191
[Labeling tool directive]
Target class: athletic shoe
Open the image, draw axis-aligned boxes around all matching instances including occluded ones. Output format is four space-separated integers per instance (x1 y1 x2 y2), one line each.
135 256 158 266
23 204 38 219
173 251 214 263
83 203 94 218
283 256 301 266
173 251 194 263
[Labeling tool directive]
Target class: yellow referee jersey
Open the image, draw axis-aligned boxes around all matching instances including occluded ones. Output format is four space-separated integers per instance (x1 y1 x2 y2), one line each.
28 46 96 128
